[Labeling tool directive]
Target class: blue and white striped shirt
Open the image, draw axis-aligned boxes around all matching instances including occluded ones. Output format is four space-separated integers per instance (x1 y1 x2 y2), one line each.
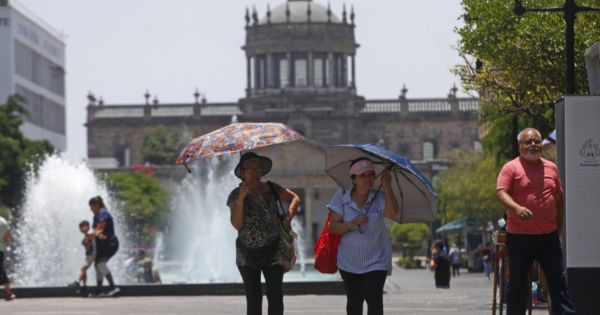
327 189 392 274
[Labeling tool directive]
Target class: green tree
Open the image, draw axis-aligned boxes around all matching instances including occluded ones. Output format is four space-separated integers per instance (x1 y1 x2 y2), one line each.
434 150 502 225
389 223 429 261
455 0 600 159
105 172 169 244
0 95 53 209
139 126 180 165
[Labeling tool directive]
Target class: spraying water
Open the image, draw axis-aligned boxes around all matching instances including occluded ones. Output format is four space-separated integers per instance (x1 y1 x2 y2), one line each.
11 155 316 286
11 155 129 287
158 156 308 283
159 156 240 283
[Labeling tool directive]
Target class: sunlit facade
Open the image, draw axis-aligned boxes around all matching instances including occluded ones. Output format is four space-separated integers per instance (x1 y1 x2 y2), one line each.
0 0 66 150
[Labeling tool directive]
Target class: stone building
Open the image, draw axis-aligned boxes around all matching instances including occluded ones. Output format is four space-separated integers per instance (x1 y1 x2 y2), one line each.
86 0 480 245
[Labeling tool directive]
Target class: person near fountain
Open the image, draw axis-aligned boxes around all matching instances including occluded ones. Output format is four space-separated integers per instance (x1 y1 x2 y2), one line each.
0 215 16 301
89 196 120 297
327 158 399 315
77 220 96 290
227 152 301 315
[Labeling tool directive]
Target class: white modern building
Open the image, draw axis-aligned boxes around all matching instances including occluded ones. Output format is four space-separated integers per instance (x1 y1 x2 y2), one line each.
0 0 66 150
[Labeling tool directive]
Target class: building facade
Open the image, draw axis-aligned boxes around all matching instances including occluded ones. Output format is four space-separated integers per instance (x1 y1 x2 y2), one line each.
0 0 66 150
85 0 481 244
87 0 480 167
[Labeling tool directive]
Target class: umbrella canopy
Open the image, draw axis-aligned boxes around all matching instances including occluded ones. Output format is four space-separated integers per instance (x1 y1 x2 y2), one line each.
325 144 437 223
542 129 557 145
175 122 304 166
435 218 477 234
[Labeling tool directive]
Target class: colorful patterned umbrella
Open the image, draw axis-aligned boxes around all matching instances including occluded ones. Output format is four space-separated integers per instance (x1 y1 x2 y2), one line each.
175 122 304 168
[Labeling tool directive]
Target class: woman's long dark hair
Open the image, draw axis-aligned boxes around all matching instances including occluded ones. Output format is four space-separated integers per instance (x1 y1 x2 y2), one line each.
88 196 106 209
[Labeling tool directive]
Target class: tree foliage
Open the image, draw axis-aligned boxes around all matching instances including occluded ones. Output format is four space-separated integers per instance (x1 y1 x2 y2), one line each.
0 95 53 209
389 222 429 259
105 172 169 243
434 150 502 225
139 126 180 165
455 0 600 160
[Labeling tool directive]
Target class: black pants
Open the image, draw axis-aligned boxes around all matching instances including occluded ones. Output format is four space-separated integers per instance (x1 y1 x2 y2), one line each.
506 232 576 315
0 251 8 285
339 269 388 315
95 239 119 263
452 263 460 277
238 264 284 315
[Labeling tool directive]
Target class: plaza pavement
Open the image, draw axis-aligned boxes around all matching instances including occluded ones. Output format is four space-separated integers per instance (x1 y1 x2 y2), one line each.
0 264 549 315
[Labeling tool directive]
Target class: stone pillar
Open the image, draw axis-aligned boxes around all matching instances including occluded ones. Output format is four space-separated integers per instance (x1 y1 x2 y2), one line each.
246 56 252 95
266 53 273 89
351 55 356 89
342 53 348 87
307 51 314 87
327 52 333 87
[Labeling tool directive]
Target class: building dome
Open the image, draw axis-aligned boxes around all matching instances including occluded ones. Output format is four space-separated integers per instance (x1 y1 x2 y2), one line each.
260 0 341 24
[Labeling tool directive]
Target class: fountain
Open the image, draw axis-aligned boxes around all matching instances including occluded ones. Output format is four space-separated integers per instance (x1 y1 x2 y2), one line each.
10 154 334 292
11 155 129 287
156 156 316 283
157 156 240 283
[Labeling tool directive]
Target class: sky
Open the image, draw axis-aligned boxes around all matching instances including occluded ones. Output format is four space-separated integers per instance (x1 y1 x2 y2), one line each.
15 0 469 161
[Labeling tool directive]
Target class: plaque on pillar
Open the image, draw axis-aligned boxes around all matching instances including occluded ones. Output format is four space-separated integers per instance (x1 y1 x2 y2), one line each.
584 42 600 95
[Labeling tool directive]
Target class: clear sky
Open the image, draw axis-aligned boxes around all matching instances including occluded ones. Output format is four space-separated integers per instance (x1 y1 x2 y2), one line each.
15 0 468 160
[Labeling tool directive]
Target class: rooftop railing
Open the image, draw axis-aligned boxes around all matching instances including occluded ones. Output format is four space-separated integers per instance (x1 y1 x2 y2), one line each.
88 97 479 119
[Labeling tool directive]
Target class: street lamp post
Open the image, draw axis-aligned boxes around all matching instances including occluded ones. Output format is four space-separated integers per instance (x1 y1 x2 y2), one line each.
514 0 600 95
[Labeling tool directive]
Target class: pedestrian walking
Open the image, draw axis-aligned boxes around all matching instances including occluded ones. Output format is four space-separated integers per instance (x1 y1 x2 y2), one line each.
0 215 15 301
227 152 301 315
327 158 399 315
496 127 576 314
481 242 493 280
77 220 96 291
88 196 120 297
430 240 451 289
449 243 461 277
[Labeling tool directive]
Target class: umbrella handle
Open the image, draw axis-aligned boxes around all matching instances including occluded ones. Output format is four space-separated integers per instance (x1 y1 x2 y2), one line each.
183 162 192 174
358 181 385 234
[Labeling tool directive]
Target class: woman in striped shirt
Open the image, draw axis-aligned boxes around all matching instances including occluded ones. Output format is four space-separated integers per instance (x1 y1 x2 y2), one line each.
327 158 399 315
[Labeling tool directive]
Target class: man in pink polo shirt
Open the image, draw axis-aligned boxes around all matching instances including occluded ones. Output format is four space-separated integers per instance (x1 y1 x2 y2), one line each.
497 127 576 315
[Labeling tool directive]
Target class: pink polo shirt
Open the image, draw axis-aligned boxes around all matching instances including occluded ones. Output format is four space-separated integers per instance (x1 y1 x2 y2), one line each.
496 157 563 234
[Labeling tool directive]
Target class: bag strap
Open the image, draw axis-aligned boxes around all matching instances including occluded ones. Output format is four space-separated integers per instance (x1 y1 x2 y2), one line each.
267 181 296 243
267 181 288 218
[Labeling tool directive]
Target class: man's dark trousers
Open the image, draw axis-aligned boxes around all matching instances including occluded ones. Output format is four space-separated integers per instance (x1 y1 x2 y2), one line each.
506 231 576 315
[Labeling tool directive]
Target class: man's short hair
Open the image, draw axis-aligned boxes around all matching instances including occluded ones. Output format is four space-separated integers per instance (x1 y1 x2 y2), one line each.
517 128 542 142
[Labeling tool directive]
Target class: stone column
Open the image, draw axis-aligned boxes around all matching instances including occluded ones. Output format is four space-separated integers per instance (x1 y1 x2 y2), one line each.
266 53 273 89
307 51 314 87
246 56 252 95
342 53 348 87
327 52 333 87
351 54 356 89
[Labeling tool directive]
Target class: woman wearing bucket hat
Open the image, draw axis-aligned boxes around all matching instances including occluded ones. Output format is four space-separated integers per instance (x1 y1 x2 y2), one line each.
227 152 300 315
327 158 399 315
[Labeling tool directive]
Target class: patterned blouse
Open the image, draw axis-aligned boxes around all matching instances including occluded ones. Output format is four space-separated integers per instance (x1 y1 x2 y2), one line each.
227 181 286 267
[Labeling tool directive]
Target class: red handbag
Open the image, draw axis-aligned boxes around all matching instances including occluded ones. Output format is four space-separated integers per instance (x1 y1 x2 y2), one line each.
313 213 341 274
